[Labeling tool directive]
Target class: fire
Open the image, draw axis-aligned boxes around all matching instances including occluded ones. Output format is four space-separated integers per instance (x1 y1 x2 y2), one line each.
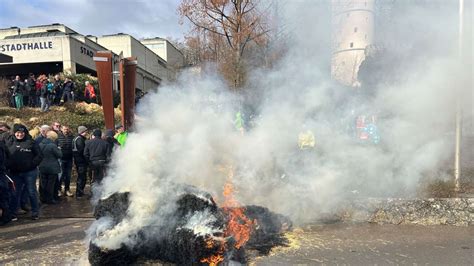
201 166 255 265
222 181 254 249
200 237 224 265
200 254 224 266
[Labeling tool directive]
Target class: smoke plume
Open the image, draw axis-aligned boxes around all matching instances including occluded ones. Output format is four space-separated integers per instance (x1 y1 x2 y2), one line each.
88 0 473 250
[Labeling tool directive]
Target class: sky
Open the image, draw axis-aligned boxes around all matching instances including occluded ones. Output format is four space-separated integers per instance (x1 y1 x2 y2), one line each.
0 0 187 40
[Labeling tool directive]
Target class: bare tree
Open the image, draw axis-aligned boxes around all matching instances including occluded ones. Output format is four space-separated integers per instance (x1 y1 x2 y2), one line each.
179 0 272 88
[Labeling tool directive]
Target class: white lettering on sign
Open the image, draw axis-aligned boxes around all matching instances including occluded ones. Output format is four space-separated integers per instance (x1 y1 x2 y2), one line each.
0 41 53 52
93 57 108 62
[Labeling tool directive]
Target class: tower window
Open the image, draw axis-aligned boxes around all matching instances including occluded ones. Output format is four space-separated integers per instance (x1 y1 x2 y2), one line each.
354 27 358 33
350 42 354 48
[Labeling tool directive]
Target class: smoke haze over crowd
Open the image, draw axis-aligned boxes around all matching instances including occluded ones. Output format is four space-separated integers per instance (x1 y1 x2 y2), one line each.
88 0 472 250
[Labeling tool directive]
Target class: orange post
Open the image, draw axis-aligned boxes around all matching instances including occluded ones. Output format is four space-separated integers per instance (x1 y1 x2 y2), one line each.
94 51 115 130
119 57 137 131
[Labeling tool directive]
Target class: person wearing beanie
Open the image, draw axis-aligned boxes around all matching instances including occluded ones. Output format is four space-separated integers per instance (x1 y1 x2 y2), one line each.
38 130 62 204
84 129 109 185
73 126 88 198
5 124 43 220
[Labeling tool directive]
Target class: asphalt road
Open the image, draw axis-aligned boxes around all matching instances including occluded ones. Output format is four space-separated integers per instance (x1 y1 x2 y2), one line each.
253 223 473 265
0 197 472 265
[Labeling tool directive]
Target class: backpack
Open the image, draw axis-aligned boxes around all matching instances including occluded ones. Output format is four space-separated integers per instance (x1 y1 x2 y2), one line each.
72 136 81 152
47 83 54 93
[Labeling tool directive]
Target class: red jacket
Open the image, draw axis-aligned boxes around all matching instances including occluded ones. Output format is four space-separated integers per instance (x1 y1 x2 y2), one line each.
85 84 96 98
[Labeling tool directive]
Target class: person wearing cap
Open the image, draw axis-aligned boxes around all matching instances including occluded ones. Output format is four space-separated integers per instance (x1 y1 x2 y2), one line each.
114 125 128 146
38 131 62 204
84 129 108 184
73 126 88 198
5 124 43 220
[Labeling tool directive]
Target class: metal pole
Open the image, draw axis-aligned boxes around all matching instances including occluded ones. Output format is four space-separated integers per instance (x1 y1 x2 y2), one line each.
454 0 463 192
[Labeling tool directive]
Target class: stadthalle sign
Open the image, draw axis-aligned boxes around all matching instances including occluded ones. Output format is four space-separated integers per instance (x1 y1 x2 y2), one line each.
0 41 54 52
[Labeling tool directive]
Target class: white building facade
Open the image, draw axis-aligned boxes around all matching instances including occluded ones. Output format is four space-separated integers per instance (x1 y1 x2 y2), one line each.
0 24 183 91
97 34 169 91
0 24 108 77
331 0 375 87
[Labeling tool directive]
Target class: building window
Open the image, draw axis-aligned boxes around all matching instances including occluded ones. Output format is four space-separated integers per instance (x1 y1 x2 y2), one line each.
346 13 350 17
354 27 358 33
365 2 367 6
365 34 367 40
350 42 354 48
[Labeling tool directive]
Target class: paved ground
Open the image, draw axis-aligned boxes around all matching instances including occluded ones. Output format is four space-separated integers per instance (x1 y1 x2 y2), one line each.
253 224 473 265
0 195 473 265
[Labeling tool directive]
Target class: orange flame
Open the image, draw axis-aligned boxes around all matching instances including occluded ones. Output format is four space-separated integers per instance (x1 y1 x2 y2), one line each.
222 181 254 249
200 237 224 265
201 166 254 265
200 254 224 266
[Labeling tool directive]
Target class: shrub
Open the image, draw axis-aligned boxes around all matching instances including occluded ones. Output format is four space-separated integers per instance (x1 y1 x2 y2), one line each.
0 78 12 107
0 106 105 132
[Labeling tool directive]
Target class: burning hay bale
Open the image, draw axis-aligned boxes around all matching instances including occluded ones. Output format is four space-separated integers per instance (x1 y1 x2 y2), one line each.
89 190 226 265
88 188 292 265
243 205 292 255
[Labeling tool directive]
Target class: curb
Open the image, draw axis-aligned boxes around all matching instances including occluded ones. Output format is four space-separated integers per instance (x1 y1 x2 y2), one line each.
339 198 474 226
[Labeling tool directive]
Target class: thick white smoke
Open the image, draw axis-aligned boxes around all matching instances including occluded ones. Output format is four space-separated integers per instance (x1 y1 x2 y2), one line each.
88 0 472 250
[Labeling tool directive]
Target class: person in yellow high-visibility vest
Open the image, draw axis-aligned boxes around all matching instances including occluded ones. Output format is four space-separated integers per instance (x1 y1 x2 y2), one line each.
234 111 245 135
298 130 315 150
114 125 128 146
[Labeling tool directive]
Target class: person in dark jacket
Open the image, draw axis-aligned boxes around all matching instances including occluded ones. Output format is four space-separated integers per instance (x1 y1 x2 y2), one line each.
6 124 43 220
39 78 50 112
38 131 62 204
84 129 108 184
73 126 88 198
13 76 25 110
0 122 11 143
58 125 74 196
27 73 37 107
52 75 63 105
0 134 12 225
105 129 120 162
104 129 120 176
2 123 31 213
62 78 74 103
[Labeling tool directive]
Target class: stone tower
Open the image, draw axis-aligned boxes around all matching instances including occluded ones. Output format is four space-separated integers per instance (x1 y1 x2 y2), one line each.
331 0 375 87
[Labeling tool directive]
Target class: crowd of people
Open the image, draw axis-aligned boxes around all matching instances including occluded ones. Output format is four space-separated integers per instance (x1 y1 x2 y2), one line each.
6 73 97 111
0 121 127 225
